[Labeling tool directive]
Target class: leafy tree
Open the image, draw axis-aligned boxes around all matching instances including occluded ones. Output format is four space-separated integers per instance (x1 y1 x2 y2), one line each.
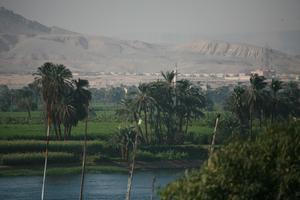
0 85 12 111
161 122 300 200
15 87 37 120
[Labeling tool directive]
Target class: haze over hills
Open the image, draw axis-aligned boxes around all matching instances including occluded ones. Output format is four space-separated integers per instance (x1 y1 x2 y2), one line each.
0 6 299 74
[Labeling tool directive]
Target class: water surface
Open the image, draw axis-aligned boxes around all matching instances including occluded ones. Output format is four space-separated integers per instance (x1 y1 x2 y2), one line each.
0 169 182 200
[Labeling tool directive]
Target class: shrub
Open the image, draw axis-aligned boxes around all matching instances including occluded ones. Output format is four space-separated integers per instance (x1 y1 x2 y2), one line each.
160 122 300 200
136 150 156 161
185 132 211 144
140 145 208 159
156 151 188 160
136 150 189 161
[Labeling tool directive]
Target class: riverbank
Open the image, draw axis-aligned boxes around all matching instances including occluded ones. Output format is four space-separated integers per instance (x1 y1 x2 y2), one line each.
0 159 203 177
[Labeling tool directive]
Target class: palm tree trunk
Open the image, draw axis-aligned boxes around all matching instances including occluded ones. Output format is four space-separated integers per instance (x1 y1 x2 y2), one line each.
150 176 156 200
41 115 51 200
185 118 189 135
135 113 145 144
79 117 88 200
250 108 253 137
64 125 67 140
144 110 149 144
126 113 140 200
125 129 138 200
58 123 62 140
26 106 31 120
209 114 220 155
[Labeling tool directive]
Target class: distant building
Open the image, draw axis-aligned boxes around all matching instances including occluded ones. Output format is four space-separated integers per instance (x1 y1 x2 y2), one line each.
250 68 276 79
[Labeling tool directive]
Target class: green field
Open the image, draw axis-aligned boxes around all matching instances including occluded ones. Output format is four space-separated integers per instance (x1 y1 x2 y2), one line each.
0 103 213 176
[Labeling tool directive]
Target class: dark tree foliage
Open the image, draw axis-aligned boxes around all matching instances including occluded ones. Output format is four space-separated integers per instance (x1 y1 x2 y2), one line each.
227 75 300 134
160 122 300 200
34 62 91 140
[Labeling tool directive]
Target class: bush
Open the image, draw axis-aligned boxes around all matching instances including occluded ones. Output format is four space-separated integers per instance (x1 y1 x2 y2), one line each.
140 145 208 159
94 154 111 163
160 122 300 200
136 150 156 161
185 132 211 144
1 152 79 165
156 151 188 160
136 150 189 161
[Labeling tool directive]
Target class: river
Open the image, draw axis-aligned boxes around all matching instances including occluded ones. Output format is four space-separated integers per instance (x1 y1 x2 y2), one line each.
0 169 182 200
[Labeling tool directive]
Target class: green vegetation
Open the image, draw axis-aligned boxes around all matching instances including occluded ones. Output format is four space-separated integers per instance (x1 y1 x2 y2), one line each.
160 122 300 200
1 64 299 199
1 152 79 165
0 121 119 140
136 150 188 161
117 71 207 145
0 140 106 154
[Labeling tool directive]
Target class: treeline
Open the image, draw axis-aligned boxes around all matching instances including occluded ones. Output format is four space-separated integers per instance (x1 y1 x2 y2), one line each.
90 85 138 104
0 84 40 117
226 74 300 135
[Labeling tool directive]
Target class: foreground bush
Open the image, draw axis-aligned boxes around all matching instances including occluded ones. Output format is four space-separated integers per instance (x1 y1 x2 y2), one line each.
160 122 300 200
1 152 79 165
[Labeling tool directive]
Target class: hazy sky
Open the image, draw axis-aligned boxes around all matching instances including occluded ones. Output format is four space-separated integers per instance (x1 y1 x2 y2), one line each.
1 0 299 42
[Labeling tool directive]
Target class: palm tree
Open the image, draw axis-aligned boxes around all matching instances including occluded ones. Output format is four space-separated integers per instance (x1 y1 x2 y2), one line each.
228 86 249 133
270 79 282 123
161 71 178 144
72 79 92 200
175 80 205 142
134 83 156 144
247 74 267 136
126 117 142 200
34 62 72 200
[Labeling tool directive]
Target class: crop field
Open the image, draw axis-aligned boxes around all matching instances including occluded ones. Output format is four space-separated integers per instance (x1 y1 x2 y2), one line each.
0 102 213 175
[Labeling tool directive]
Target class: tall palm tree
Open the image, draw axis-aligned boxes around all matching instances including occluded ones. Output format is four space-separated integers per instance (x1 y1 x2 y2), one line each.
34 62 72 200
72 79 92 200
67 79 92 200
175 80 205 141
270 79 282 123
247 74 267 136
161 71 178 144
228 86 249 133
146 81 169 144
135 83 156 144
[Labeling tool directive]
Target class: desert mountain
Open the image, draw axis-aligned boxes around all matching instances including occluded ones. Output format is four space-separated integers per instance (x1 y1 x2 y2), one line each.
0 6 299 74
